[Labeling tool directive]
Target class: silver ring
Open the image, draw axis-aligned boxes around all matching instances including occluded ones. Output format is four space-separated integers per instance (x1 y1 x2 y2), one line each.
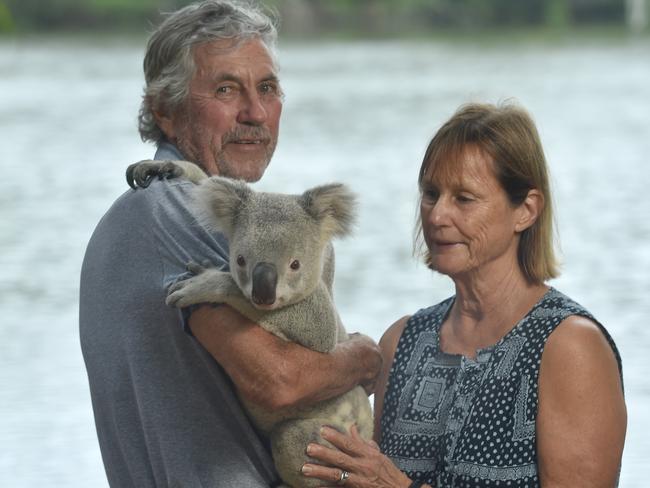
337 470 350 485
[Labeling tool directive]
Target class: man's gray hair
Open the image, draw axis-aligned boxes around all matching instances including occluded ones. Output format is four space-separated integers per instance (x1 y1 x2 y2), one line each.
138 0 279 144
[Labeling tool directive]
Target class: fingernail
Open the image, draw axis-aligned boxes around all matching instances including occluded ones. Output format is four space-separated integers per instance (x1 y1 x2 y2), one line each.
306 444 314 455
301 464 312 474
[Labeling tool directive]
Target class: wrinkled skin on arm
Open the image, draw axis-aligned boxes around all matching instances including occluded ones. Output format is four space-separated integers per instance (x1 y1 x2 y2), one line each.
188 304 382 412
536 315 626 487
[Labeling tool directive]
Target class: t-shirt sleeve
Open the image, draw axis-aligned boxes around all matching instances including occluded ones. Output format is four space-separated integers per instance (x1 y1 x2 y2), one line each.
143 179 230 333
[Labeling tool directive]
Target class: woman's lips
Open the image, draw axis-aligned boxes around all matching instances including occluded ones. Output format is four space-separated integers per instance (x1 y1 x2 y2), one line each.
434 240 462 251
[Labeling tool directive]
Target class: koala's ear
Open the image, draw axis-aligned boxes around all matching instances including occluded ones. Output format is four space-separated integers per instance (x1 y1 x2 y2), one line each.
193 176 252 236
299 183 357 238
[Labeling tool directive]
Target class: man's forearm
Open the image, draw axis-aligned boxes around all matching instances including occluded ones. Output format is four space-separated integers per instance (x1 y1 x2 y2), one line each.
286 333 382 408
189 304 382 410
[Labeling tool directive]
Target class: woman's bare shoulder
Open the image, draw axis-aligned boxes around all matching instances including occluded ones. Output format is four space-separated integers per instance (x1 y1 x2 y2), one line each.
537 316 626 484
379 315 410 355
543 314 618 368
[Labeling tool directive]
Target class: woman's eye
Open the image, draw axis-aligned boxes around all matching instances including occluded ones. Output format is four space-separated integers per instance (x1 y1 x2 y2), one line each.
290 260 300 271
422 189 439 202
457 194 474 203
236 255 246 267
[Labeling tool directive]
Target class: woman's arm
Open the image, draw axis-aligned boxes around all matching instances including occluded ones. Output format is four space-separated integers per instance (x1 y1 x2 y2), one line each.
373 315 410 444
189 304 382 410
537 315 626 487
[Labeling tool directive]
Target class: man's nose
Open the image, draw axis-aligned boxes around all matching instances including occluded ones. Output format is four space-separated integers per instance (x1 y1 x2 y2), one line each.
237 91 267 125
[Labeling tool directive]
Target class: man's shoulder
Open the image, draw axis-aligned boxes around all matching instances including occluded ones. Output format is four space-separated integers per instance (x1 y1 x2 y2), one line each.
89 179 199 246
110 178 196 217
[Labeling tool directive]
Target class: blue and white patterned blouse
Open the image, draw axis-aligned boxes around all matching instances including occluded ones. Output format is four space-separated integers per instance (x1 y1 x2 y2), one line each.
379 288 622 487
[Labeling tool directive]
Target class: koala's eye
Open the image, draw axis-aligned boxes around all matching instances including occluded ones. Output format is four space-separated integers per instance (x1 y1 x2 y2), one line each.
290 259 300 271
236 255 246 267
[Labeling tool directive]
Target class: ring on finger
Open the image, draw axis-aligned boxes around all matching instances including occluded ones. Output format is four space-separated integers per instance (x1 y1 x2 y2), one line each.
337 470 350 485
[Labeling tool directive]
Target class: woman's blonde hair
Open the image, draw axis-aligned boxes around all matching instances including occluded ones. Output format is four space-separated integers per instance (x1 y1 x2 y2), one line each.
415 101 559 284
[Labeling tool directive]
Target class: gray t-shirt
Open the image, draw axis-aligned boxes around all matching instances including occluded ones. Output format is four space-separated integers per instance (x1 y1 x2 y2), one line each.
79 152 278 487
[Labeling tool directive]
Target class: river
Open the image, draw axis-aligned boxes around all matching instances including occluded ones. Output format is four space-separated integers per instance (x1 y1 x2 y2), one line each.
1 34 649 486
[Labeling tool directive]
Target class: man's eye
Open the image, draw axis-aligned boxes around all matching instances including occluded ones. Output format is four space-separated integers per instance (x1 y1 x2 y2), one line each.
259 81 280 96
215 85 236 96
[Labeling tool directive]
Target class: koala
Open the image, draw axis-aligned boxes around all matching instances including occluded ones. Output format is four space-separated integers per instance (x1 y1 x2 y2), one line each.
127 160 373 488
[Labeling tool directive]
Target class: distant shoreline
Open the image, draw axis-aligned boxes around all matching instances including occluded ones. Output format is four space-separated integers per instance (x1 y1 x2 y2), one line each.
1 24 647 46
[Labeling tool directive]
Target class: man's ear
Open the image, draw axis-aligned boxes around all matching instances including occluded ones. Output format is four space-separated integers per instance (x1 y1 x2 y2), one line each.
515 189 544 233
152 103 177 141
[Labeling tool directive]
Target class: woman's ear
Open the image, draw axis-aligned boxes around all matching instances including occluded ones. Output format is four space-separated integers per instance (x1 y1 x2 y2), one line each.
515 189 544 233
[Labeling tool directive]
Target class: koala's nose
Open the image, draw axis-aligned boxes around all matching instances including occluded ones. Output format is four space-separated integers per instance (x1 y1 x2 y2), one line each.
252 262 277 306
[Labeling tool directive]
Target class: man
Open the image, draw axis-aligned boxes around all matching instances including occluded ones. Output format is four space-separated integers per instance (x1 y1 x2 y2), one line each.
79 2 382 487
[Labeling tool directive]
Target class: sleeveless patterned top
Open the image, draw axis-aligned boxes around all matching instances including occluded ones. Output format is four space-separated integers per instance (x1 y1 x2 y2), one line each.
379 288 622 487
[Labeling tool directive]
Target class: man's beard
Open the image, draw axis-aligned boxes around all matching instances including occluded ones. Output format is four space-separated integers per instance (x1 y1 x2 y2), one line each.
176 124 275 180
222 124 271 146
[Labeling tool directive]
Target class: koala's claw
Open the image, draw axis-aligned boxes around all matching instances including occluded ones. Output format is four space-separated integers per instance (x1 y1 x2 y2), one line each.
166 265 226 309
166 279 195 308
186 261 206 275
166 290 182 307
159 161 185 180
126 162 146 189
166 263 208 307
126 160 185 189
167 280 185 295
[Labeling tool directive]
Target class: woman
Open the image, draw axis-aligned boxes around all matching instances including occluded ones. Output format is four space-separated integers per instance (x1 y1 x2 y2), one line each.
301 102 626 487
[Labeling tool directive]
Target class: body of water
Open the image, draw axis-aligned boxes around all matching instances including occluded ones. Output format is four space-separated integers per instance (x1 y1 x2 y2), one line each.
1 35 649 486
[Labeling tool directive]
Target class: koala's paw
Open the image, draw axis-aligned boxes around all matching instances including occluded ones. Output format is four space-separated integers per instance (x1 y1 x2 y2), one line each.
167 278 200 308
166 262 221 308
185 260 210 276
126 160 185 189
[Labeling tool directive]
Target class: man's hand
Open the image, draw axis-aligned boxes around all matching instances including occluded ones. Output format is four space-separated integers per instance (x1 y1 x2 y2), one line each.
342 333 382 395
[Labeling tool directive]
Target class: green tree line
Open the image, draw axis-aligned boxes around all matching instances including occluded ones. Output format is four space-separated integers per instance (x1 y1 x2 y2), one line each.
0 0 630 34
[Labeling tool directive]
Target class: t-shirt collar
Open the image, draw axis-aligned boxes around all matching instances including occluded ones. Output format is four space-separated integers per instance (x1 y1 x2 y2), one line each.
154 141 184 161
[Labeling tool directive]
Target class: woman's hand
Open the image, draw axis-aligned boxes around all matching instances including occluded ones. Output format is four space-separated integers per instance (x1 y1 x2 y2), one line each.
301 425 413 488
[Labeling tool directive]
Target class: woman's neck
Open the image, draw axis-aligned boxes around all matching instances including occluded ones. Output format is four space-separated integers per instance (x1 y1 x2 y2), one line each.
441 262 548 358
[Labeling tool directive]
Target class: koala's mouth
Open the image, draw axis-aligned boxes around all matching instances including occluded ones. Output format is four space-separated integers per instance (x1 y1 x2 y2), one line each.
253 302 278 310
251 295 288 311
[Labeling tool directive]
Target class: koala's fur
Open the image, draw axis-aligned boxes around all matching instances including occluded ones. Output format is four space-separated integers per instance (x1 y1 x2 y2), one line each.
127 160 373 488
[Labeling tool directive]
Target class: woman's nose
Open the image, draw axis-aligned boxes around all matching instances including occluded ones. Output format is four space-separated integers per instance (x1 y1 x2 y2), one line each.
427 197 451 226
